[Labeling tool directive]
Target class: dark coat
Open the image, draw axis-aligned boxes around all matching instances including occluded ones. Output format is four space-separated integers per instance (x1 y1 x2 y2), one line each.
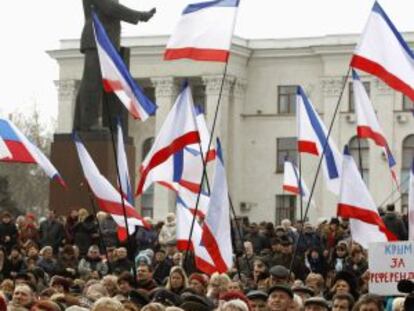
153 259 173 285
0 222 18 253
73 216 97 256
0 258 11 281
383 212 408 240
112 258 134 275
39 220 65 252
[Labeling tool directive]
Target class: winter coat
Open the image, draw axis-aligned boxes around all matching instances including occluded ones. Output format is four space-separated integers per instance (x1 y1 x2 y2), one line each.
153 259 173 285
382 212 408 240
135 226 158 252
100 217 119 248
78 257 108 278
111 258 133 275
37 258 58 276
73 217 97 256
39 220 65 252
0 222 18 253
159 221 176 246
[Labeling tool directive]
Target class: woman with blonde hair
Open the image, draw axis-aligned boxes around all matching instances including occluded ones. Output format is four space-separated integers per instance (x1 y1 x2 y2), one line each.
73 208 97 257
207 272 231 306
165 266 188 294
91 297 125 311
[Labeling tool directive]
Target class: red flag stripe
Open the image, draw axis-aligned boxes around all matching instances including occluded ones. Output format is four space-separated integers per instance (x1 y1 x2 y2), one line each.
164 48 229 62
298 140 319 155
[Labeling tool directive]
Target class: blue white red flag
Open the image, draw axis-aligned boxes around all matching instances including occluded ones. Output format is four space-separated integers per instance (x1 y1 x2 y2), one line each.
74 133 148 235
408 159 414 241
0 119 65 187
352 70 398 187
164 0 239 62
296 86 342 195
116 118 133 204
201 139 233 273
92 12 157 120
283 160 312 204
351 1 414 102
176 202 217 275
337 146 397 248
136 84 200 196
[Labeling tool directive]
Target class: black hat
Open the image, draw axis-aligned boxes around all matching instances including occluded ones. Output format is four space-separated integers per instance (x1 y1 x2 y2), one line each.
304 297 330 310
246 290 268 301
330 217 340 225
292 286 314 297
280 235 293 246
129 289 150 307
334 271 357 289
270 265 290 278
268 284 293 299
180 294 214 311
152 288 182 306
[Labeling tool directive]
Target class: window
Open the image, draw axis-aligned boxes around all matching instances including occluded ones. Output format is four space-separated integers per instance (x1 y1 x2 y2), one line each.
349 81 370 112
275 195 296 225
402 95 414 111
278 85 297 114
401 135 414 212
141 137 155 217
348 136 370 185
277 137 297 172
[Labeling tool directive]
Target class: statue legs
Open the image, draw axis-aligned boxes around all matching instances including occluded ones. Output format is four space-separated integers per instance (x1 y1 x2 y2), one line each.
74 50 103 131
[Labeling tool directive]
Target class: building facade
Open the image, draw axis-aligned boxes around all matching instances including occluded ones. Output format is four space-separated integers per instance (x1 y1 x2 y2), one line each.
49 33 414 224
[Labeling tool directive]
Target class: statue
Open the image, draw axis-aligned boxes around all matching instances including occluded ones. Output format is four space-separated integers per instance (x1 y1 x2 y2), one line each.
74 0 156 131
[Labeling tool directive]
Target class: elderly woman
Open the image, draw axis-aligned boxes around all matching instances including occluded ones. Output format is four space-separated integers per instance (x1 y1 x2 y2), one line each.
207 272 231 306
165 266 188 295
37 246 58 276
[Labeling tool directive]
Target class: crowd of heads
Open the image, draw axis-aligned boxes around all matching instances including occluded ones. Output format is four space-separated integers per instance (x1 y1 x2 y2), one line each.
0 204 409 310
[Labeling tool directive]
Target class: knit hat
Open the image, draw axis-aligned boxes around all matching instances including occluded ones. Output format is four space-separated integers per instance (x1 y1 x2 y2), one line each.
189 273 208 287
219 290 251 311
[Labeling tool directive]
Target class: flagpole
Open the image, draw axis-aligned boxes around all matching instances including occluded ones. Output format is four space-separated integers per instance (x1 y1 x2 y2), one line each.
184 60 231 267
103 92 137 280
289 67 351 275
357 137 364 179
378 175 410 208
298 152 304 222
84 182 112 274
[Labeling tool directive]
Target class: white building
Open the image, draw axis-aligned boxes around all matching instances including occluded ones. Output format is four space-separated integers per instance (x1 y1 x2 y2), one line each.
49 33 414 224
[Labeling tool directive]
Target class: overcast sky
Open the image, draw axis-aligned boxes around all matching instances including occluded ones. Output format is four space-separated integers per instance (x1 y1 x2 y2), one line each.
1 0 413 123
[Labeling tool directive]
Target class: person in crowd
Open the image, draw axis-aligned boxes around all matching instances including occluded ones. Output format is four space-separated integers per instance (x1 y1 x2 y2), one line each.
352 294 384 311
8 247 26 278
303 297 330 311
101 275 120 297
136 263 157 292
73 209 98 257
135 218 158 253
0 212 18 254
326 271 358 301
18 213 39 248
0 247 11 281
8 283 35 310
165 266 188 295
153 248 173 285
188 273 208 296
112 247 133 275
267 285 293 311
237 241 256 277
382 204 407 240
97 212 118 249
322 218 344 256
329 241 349 273
207 272 231 306
78 245 108 279
332 293 355 311
343 244 368 279
305 248 328 277
246 223 269 253
305 273 325 298
65 209 79 245
37 246 58 276
159 213 176 247
247 290 269 311
56 244 78 278
39 210 65 254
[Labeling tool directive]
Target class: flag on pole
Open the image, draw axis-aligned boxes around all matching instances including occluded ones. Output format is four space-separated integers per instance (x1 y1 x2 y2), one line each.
116 119 133 204
176 202 217 274
164 0 239 62
74 133 148 235
350 1 414 102
0 119 65 187
201 139 233 273
408 159 414 241
136 84 200 196
337 145 397 248
352 70 398 186
92 12 157 120
283 160 312 204
296 86 342 195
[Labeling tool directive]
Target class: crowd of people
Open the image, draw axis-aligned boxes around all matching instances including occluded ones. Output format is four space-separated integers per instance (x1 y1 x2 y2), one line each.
0 204 410 311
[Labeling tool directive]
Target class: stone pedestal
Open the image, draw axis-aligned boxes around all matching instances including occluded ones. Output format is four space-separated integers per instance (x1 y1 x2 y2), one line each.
49 132 136 216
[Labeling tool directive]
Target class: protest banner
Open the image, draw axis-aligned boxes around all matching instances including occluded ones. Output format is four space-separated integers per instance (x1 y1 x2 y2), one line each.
369 241 414 296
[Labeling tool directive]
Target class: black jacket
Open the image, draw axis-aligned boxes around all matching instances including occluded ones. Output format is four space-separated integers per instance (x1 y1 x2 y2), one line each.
39 220 65 251
383 212 408 240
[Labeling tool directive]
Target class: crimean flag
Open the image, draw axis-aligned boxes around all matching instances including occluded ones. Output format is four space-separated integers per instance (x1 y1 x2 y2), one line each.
164 0 239 62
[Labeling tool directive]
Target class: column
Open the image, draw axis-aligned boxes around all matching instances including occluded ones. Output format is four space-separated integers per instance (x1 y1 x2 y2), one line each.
54 80 78 133
151 77 179 221
202 75 235 165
